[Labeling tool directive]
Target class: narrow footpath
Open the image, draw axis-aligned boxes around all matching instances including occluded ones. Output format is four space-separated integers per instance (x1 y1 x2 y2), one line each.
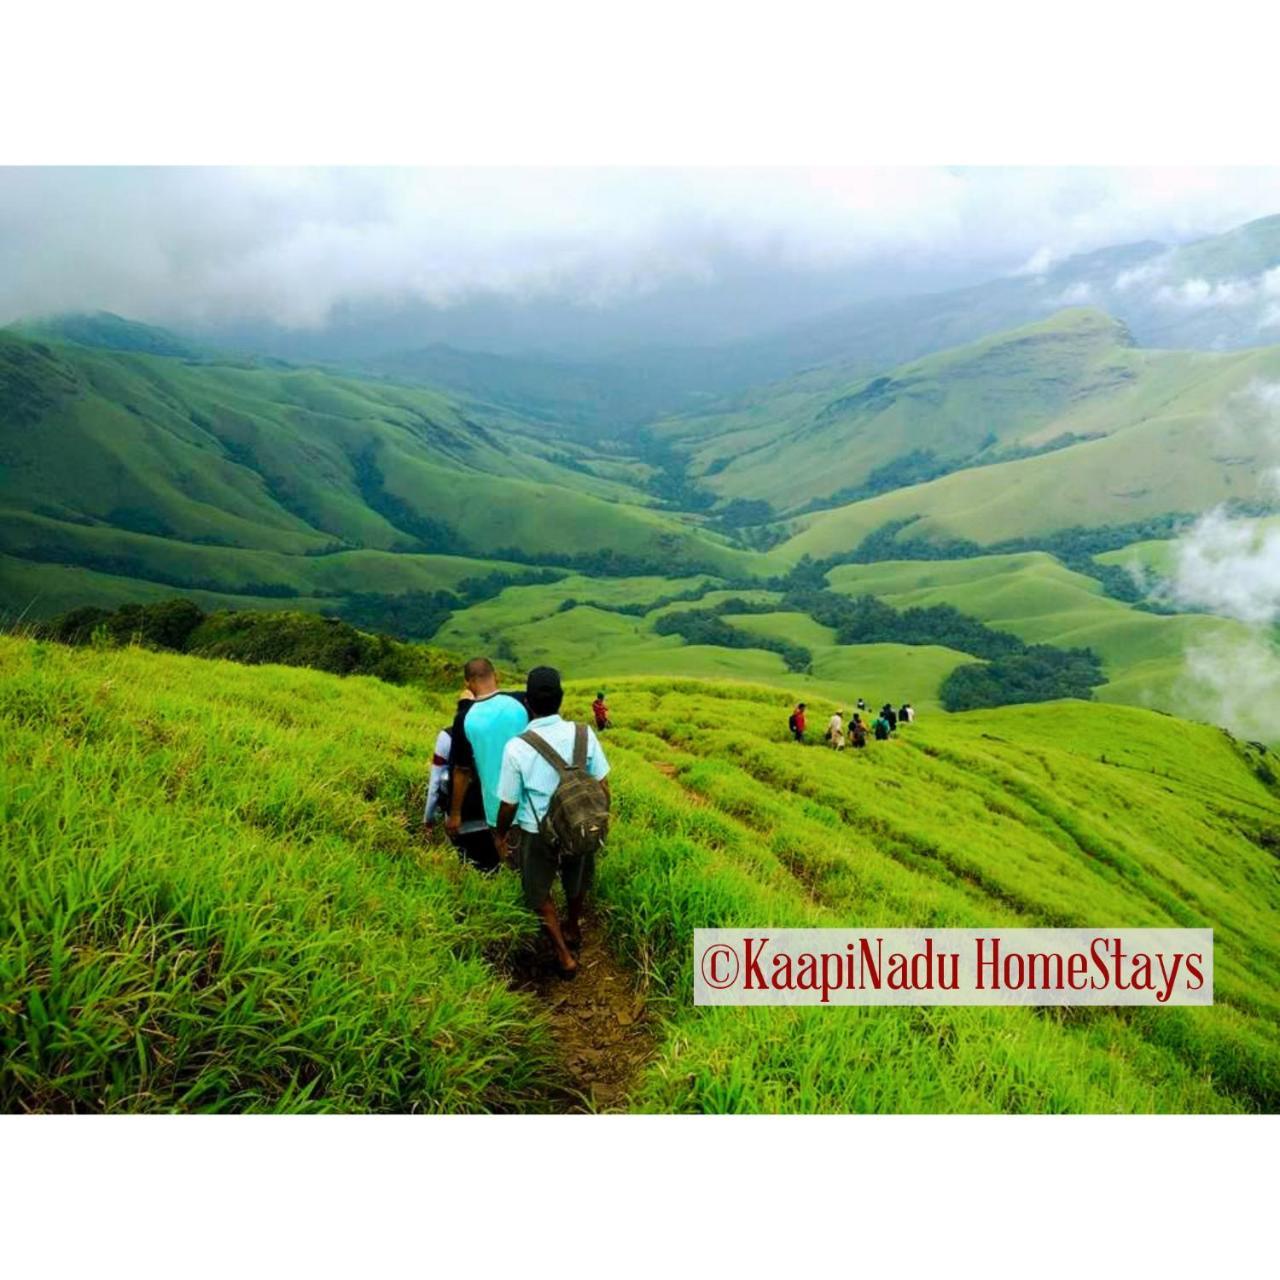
509 909 657 1113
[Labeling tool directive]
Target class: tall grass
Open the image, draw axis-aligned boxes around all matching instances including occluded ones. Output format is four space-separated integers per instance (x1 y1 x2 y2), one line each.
3 645 1278 1113
0 636 555 1112
584 678 1280 1113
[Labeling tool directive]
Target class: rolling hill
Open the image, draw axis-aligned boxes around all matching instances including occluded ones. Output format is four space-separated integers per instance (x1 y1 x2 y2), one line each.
663 307 1280 525
179 215 1280 436
0 328 762 621
3 634 1277 1112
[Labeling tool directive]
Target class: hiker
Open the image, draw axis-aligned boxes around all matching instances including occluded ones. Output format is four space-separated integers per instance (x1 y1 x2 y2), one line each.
592 690 612 731
899 702 914 724
856 697 867 713
826 708 846 750
494 666 611 979
850 713 868 749
425 692 498 870
788 702 807 743
446 657 530 868
881 702 898 732
872 712 891 741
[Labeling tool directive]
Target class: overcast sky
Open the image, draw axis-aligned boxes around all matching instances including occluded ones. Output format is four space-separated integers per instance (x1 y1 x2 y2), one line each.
5 166 1280 331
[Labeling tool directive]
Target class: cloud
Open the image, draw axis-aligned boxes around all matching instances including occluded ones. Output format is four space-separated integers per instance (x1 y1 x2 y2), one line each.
1113 259 1170 291
1154 276 1262 309
1177 633 1280 742
4 166 1280 330
1054 281 1094 305
1161 413 1280 736
1014 247 1061 278
1163 509 1280 623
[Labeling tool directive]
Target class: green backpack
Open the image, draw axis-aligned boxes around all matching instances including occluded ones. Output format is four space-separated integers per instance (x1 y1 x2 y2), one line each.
518 723 611 859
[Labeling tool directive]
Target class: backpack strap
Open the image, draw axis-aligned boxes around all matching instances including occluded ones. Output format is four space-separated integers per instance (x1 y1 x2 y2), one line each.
519 728 573 780
572 722 588 770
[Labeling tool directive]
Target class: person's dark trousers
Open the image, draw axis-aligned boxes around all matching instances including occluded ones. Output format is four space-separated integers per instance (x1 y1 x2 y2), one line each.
451 829 500 873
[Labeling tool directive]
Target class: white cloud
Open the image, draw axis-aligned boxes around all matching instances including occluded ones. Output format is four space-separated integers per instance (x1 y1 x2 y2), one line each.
3 165 1280 330
1054 281 1094 305
1163 389 1280 734
1014 247 1060 278
1153 276 1261 309
1178 633 1280 742
1164 509 1280 624
1113 259 1169 291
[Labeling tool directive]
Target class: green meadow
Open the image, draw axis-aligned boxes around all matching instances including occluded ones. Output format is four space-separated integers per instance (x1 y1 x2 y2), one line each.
3 635 1277 1113
823 553 1258 710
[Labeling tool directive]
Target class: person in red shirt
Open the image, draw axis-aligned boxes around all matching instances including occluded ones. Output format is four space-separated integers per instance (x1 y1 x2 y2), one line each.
592 691 611 730
788 702 807 742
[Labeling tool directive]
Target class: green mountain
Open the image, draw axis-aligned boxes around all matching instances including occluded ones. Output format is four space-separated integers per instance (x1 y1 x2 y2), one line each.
0 329 761 619
651 308 1280 544
9 311 204 358
4 633 1277 1112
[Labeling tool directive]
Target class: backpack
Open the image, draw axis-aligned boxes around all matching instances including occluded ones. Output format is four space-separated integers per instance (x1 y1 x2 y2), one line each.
518 723 610 859
788 712 798 733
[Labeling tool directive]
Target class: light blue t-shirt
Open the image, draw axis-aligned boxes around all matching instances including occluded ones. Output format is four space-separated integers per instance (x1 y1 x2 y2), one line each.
497 715 610 834
460 692 530 825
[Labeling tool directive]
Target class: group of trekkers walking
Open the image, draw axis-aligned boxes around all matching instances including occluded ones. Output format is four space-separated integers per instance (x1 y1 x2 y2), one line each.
789 697 914 749
424 659 611 979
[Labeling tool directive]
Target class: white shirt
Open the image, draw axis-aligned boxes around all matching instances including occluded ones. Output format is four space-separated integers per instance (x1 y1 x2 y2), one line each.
424 728 451 823
498 715 610 834
424 727 486 833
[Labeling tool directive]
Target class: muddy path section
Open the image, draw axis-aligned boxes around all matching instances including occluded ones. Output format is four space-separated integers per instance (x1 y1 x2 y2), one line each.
509 909 657 1113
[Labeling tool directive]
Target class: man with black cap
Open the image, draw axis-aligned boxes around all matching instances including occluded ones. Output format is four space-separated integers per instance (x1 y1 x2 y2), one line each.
495 666 611 978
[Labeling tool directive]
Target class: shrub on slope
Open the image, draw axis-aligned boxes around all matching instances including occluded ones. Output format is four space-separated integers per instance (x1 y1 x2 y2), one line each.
36 598 460 689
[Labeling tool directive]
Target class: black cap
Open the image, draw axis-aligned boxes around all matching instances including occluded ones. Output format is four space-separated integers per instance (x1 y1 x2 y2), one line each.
526 666 563 700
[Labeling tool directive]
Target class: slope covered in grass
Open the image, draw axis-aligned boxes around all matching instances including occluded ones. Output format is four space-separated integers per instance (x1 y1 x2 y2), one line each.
0 635 558 1112
595 679 1280 1113
0 331 759 618
824 553 1259 710
3 639 1277 1113
681 306 1280 540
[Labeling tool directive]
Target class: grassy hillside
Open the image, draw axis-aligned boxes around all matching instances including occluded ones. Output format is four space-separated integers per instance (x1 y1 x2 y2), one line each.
665 308 1280 523
430 574 979 709
663 309 1143 513
0 331 759 619
3 637 1277 1112
823 553 1260 710
0 635 557 1112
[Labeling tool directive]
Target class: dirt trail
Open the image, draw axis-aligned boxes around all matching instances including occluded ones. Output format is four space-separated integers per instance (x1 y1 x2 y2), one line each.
510 910 657 1113
653 759 707 804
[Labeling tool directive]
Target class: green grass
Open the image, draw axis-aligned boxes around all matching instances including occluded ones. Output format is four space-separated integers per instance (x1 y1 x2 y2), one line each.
728 311 1280 552
5 639 1277 1113
823 552 1261 713
0 635 561 1112
0 331 761 619
434 577 975 709
593 679 1280 1113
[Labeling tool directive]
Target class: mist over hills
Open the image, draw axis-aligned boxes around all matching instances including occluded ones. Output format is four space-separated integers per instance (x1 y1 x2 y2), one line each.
4 209 1280 736
192 214 1280 440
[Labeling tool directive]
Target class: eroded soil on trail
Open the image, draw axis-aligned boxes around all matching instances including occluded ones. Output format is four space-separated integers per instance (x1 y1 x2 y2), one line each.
509 912 657 1113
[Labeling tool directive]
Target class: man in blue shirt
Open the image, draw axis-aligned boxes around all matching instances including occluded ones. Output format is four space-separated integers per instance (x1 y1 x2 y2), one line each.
446 657 529 866
495 666 610 979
